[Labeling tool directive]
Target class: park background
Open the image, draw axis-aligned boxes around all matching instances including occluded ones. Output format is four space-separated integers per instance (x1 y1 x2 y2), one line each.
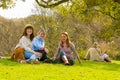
0 0 120 80
1 0 120 59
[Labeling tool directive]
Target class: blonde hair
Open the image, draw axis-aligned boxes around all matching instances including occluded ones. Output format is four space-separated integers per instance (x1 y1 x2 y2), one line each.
37 29 46 35
93 42 98 48
60 32 70 47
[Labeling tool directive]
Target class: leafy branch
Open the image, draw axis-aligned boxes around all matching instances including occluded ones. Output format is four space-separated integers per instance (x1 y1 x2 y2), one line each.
35 0 69 8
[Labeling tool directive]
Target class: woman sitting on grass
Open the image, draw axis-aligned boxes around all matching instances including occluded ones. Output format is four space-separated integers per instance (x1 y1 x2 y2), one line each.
32 29 51 62
11 24 41 64
53 32 81 65
83 42 111 62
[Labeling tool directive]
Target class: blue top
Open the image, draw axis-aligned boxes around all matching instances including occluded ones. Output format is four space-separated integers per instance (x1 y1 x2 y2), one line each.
32 36 45 50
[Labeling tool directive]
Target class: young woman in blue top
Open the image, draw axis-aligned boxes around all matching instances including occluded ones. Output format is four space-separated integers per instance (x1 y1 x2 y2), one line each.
32 29 49 61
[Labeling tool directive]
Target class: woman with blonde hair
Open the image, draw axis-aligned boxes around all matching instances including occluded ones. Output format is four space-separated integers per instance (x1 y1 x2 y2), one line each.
84 42 111 62
53 32 81 65
32 29 50 62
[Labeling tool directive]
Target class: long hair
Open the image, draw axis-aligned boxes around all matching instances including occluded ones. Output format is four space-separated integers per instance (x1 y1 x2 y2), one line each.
20 24 34 41
60 32 70 47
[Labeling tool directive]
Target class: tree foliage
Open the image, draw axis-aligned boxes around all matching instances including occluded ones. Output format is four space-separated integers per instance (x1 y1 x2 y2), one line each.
0 0 15 9
35 0 69 8
1 0 120 59
1 0 120 9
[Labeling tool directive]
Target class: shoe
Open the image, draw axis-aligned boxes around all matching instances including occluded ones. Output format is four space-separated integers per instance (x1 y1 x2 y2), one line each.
83 58 87 60
43 58 53 63
30 60 40 64
68 59 74 65
17 59 26 64
104 58 111 62
20 60 26 64
65 63 70 65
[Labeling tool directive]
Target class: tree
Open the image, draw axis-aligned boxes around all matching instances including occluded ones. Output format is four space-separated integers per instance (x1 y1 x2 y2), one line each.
0 0 69 9
1 0 120 9
0 0 26 9
0 0 15 9
35 0 69 8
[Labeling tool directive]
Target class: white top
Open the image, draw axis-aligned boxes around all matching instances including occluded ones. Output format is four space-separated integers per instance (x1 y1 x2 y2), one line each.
85 48 103 61
15 36 34 53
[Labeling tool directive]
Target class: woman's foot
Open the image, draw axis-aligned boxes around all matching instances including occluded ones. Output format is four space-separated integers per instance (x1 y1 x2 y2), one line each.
30 60 40 64
17 59 26 64
20 60 26 64
104 58 111 62
65 62 70 65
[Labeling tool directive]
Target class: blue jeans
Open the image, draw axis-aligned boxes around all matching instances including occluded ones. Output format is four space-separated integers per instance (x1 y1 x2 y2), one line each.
59 51 75 65
24 51 38 63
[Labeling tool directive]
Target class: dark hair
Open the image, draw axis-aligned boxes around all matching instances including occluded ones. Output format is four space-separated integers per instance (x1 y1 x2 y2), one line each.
60 32 70 47
20 24 34 41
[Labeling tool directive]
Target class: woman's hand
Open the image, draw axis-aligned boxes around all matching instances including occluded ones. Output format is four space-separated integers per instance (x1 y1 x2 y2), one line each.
53 57 56 61
79 60 82 64
44 48 49 53
77 56 82 64
34 52 42 57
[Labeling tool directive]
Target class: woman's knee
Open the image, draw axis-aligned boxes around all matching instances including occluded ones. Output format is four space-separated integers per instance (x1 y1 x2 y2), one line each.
102 54 108 59
102 54 111 62
30 54 38 60
60 51 66 57
24 51 33 59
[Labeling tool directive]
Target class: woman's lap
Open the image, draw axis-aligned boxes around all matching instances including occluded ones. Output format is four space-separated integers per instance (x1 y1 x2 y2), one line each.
24 51 38 60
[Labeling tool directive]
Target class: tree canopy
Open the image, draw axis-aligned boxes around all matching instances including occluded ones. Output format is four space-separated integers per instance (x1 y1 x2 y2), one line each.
1 0 120 9
1 0 120 59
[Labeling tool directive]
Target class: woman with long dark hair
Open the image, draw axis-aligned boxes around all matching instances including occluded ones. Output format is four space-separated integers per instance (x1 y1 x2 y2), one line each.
11 24 41 63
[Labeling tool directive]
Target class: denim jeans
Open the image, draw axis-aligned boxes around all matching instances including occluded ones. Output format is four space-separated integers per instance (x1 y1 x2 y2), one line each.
24 50 38 62
59 51 75 65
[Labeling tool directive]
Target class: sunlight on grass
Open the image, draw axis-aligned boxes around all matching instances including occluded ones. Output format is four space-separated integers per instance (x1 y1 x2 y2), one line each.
0 59 120 80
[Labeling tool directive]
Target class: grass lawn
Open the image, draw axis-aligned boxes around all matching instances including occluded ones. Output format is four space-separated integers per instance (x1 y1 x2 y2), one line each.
0 59 120 80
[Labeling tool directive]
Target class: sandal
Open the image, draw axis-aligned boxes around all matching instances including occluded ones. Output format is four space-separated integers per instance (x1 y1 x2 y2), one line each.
20 60 26 64
17 59 26 64
65 63 70 65
30 60 40 64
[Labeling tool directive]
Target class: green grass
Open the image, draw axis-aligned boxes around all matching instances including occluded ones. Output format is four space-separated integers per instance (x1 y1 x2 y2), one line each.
0 59 120 80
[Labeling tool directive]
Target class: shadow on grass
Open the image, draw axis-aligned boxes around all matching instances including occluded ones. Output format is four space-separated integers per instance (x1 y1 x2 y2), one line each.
76 60 120 72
